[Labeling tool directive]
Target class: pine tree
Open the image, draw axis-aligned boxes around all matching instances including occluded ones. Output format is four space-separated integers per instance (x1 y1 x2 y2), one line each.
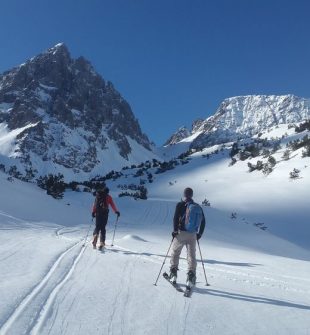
289 168 300 180
302 144 310 158
282 149 290 161
268 156 276 167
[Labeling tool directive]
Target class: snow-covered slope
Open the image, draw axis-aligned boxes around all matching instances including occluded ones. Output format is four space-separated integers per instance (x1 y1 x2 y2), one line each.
165 95 310 152
108 122 310 249
0 168 309 335
0 44 156 181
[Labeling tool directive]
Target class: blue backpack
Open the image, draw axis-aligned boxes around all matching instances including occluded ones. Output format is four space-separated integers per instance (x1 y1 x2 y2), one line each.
183 202 203 233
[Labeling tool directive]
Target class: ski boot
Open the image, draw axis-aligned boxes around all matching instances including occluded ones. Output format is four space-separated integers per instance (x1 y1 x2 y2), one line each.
169 267 178 284
186 270 196 288
92 234 98 249
98 241 105 251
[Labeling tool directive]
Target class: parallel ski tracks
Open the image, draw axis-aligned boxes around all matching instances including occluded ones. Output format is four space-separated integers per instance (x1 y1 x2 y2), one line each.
111 244 310 295
0 240 84 335
1 201 308 335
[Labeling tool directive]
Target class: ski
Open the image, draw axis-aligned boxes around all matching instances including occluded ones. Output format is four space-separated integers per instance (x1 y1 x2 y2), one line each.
163 272 184 292
184 285 193 298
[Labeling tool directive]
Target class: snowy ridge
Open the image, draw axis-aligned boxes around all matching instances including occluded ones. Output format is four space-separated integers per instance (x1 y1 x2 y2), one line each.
165 95 310 149
164 126 190 145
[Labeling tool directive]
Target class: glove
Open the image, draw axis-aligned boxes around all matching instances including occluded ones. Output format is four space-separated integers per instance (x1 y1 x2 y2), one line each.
92 212 96 218
172 231 178 238
116 211 120 218
197 233 202 240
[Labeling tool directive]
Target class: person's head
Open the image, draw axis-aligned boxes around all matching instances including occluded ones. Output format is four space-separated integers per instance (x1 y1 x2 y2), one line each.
183 187 193 200
96 189 104 197
97 187 109 197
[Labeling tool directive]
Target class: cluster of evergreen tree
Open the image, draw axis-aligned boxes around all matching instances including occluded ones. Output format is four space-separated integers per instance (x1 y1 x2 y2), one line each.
289 168 301 180
155 160 179 174
248 156 276 175
230 139 279 162
119 185 148 200
287 135 310 151
295 120 310 133
1 164 37 183
37 174 66 199
122 159 161 171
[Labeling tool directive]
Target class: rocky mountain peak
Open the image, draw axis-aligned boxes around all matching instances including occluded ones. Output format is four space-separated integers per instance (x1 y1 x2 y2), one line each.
165 94 310 149
164 126 190 146
191 119 204 133
0 44 154 180
45 42 70 58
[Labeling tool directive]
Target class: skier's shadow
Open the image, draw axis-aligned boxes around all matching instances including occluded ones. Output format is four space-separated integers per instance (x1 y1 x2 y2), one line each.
108 249 260 267
107 249 157 258
202 259 261 267
193 287 310 310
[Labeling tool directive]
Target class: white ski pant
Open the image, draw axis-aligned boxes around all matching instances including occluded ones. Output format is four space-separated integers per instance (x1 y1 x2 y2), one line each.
170 231 197 272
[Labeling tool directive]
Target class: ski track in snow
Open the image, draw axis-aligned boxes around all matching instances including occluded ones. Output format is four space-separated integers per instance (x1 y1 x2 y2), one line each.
106 258 136 335
30 245 86 335
0 199 309 334
109 244 309 295
0 230 83 335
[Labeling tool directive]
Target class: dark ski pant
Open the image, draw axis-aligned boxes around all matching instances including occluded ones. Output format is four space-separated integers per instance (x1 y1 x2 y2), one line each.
93 212 109 243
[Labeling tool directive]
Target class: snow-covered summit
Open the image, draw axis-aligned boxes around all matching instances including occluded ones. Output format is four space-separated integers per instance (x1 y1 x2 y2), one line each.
165 95 310 149
0 44 155 180
164 126 190 146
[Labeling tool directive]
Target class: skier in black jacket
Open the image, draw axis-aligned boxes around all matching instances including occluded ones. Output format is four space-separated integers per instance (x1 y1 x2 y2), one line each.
169 187 205 286
91 187 120 249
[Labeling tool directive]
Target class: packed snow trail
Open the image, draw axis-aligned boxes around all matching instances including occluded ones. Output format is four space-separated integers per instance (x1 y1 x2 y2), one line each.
30 235 310 335
0 177 310 334
0 219 85 335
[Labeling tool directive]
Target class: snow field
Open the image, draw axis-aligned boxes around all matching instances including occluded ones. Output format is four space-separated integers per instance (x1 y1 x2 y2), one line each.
0 181 309 334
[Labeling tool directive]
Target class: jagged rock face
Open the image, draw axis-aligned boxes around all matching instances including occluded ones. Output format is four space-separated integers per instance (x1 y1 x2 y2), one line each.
165 95 310 149
191 119 204 133
0 43 153 178
164 126 190 146
164 120 205 146
192 95 310 148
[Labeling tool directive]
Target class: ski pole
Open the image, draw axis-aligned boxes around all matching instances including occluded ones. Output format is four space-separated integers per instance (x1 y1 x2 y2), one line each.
197 239 210 286
111 216 119 247
154 237 174 286
82 218 93 247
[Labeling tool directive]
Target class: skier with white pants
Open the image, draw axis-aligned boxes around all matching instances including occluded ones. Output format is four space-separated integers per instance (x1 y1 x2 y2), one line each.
169 187 206 287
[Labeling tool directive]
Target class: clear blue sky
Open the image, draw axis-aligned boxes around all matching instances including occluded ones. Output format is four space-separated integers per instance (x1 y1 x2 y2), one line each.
1 0 310 144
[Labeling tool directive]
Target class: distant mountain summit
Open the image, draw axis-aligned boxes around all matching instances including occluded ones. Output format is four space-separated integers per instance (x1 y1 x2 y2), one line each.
0 43 154 180
164 126 190 146
165 95 310 148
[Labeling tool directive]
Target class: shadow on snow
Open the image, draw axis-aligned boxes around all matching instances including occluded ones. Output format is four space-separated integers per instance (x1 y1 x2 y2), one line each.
107 248 261 267
194 287 310 311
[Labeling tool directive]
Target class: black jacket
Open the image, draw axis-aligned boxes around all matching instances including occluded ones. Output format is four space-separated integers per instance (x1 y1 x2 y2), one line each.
173 201 206 236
